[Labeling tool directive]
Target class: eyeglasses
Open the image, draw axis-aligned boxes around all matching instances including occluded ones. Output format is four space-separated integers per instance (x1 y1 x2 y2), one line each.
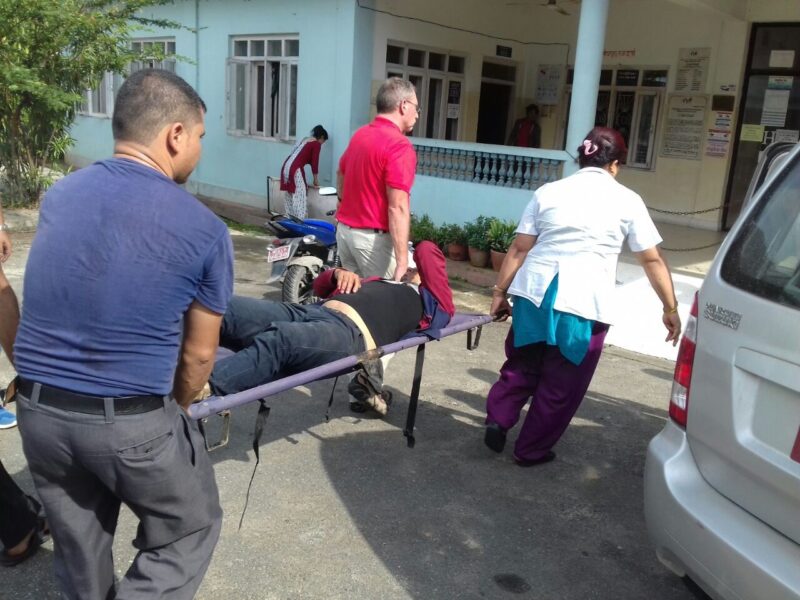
403 99 422 115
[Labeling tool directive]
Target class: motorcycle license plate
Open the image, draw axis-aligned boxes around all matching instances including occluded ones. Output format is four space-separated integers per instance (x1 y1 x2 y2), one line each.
267 245 291 262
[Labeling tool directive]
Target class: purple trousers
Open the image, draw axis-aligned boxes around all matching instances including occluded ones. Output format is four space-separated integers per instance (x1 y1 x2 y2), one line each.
486 324 608 462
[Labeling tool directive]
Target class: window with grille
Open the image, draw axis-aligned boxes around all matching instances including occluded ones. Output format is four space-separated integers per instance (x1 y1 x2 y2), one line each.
227 35 299 140
563 67 668 169
79 38 176 118
385 42 465 141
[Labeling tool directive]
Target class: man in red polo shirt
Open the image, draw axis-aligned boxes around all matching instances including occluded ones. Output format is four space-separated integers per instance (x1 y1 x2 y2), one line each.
336 77 419 282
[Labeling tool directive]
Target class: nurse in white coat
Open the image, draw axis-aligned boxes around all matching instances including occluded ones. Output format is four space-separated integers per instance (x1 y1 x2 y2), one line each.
484 127 681 467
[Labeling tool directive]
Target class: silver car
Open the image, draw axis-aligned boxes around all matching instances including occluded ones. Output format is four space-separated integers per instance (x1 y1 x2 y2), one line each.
644 142 800 600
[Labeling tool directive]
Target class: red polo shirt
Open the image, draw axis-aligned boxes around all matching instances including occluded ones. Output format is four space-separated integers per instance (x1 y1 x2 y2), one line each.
337 116 417 230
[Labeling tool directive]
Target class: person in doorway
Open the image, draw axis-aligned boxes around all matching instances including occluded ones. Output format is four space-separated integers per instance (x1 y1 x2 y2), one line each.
207 241 454 416
485 127 681 466
279 124 329 219
507 103 542 148
336 77 420 412
13 69 233 599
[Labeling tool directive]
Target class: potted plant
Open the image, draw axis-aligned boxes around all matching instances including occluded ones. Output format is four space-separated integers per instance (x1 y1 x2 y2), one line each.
439 223 468 261
464 215 492 268
410 214 439 245
487 219 517 271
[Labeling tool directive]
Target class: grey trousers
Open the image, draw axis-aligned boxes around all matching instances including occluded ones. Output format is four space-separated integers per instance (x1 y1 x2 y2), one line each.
17 385 222 600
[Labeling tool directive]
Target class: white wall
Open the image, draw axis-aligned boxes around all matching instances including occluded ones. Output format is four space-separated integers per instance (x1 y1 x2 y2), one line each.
747 0 800 21
601 0 749 230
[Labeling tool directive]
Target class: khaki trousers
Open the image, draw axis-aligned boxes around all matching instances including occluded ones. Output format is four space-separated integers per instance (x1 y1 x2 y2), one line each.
336 224 396 279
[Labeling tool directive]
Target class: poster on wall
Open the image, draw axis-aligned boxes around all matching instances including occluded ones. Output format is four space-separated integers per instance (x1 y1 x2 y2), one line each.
675 47 711 93
760 76 792 127
713 110 733 130
774 129 800 143
740 124 765 142
705 109 733 158
660 94 708 160
769 50 795 69
447 81 462 119
705 130 731 157
535 65 562 106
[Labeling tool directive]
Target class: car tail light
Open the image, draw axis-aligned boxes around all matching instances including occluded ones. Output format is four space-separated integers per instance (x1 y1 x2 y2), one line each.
669 293 698 427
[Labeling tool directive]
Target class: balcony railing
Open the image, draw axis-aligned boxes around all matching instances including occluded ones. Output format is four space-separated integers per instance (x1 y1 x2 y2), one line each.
410 138 572 190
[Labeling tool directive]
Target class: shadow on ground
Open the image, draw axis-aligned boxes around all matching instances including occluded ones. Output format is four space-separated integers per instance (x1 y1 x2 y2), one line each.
3 298 704 599
313 390 691 599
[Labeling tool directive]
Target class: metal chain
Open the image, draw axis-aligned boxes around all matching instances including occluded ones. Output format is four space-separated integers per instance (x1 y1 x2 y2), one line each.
647 203 731 216
643 202 731 251
661 240 724 252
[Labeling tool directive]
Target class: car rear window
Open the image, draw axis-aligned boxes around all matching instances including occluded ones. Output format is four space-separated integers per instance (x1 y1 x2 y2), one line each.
721 154 800 310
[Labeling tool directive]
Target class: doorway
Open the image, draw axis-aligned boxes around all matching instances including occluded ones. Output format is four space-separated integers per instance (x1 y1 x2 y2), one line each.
724 23 800 229
477 83 512 144
476 60 516 145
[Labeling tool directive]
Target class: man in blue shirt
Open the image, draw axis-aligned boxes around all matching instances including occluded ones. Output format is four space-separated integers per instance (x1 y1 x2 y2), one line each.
14 69 233 599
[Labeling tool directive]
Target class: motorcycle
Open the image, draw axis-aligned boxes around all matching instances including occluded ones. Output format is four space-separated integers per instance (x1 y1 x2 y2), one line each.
265 187 339 305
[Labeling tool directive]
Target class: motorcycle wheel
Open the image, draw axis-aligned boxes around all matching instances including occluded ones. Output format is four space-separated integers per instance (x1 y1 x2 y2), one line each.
283 265 319 305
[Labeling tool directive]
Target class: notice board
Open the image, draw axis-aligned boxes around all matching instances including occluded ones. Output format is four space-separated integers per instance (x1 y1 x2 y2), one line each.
660 94 708 160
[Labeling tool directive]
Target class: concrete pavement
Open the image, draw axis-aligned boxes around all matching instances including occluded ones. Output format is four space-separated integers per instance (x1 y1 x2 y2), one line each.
0 226 705 599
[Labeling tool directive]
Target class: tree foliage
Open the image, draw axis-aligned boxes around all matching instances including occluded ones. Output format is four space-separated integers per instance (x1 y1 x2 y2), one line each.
0 0 179 205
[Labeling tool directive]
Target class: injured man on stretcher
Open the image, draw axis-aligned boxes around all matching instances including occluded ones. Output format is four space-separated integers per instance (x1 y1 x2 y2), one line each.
205 241 455 415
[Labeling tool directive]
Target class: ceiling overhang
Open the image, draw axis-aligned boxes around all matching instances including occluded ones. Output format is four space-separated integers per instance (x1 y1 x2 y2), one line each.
665 0 747 21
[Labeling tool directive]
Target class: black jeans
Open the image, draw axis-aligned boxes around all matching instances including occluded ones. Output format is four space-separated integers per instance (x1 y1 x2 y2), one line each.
0 458 39 550
209 296 365 396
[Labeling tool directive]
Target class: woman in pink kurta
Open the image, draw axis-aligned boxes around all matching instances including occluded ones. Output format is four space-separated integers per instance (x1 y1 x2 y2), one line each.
279 125 328 219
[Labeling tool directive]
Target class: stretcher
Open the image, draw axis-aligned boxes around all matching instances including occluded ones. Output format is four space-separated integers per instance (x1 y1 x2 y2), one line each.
188 312 493 451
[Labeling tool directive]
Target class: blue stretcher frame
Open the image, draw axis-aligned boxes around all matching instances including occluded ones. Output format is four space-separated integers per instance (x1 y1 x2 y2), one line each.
188 313 493 449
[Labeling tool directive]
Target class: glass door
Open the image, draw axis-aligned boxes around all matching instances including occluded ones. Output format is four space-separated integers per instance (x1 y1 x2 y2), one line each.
725 24 800 229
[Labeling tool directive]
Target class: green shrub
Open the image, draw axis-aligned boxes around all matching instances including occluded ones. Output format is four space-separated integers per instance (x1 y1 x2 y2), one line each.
464 215 493 251
410 214 439 244
439 222 467 246
487 219 517 253
0 0 183 206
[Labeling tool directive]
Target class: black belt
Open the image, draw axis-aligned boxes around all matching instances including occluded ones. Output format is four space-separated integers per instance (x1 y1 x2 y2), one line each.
17 378 165 415
341 223 388 234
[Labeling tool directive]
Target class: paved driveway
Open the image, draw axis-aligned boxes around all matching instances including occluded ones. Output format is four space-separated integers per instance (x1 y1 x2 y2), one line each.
1 231 706 599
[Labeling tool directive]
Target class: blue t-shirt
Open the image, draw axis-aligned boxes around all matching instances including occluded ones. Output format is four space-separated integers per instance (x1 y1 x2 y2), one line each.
14 158 234 396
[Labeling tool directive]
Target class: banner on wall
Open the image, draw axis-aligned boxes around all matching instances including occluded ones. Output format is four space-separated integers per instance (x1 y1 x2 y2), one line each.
660 94 708 160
